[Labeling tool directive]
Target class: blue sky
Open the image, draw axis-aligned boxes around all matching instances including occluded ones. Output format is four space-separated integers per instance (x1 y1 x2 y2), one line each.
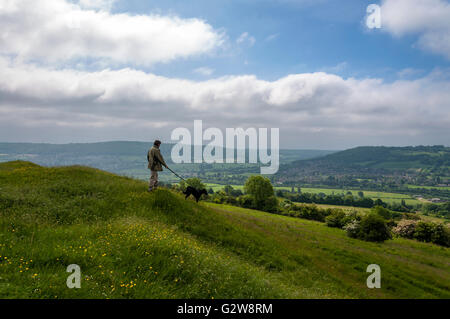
0 0 449 149
110 0 448 81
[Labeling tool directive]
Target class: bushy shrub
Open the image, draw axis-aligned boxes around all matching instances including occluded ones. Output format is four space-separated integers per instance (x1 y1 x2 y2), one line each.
325 210 346 228
371 206 392 220
431 224 450 247
297 208 325 222
326 209 361 229
263 196 279 213
223 185 243 197
414 221 435 242
360 214 392 242
210 191 238 205
391 220 449 247
351 213 392 242
282 200 294 210
238 195 256 209
289 204 329 222
342 211 360 225
392 220 418 239
413 221 450 247
344 220 361 239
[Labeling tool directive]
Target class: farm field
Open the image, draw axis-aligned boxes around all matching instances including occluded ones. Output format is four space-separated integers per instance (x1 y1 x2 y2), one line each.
406 184 450 191
297 187 420 205
206 184 421 205
301 203 371 214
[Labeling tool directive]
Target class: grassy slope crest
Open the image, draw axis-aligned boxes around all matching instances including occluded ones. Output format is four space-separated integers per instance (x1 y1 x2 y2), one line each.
0 161 449 298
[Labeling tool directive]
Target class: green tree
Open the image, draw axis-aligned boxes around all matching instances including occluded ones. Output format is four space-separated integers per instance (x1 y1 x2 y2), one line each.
223 185 234 195
223 185 243 197
244 176 277 212
371 206 392 220
374 199 384 207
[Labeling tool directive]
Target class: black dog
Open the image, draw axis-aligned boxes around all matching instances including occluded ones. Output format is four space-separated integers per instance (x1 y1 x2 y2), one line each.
183 186 208 202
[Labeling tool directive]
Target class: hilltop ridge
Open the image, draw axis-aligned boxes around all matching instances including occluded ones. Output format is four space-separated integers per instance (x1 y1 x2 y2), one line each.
277 146 450 189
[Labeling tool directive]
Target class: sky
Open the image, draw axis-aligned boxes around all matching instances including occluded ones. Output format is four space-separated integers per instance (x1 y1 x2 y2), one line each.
0 0 449 149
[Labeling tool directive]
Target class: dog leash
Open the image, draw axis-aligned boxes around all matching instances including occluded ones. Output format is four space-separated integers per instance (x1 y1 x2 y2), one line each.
165 166 187 182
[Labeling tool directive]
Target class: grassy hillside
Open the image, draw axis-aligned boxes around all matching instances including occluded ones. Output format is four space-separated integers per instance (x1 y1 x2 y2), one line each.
1 161 449 298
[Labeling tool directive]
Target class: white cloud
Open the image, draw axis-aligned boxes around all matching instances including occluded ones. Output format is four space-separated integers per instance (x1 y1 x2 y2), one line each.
193 67 215 76
237 32 256 47
319 62 348 74
1 1 447 147
78 0 117 10
1 56 449 147
397 68 424 78
265 33 279 42
0 0 224 66
381 0 450 59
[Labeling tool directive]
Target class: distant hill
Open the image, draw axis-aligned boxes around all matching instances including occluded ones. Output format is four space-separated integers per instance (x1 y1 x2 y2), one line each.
0 141 165 156
0 142 335 183
0 141 334 160
276 146 450 189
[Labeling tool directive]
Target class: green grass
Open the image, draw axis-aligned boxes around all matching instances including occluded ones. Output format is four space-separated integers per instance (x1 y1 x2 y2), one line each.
1 161 449 299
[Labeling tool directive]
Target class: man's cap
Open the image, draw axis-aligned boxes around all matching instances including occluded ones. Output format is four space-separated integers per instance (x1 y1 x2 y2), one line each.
154 140 162 146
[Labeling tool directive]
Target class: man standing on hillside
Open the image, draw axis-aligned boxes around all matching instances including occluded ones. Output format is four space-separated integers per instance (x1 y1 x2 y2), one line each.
147 140 168 192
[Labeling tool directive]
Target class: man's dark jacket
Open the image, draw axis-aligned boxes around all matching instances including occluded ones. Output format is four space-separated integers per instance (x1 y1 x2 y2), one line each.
147 146 167 171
